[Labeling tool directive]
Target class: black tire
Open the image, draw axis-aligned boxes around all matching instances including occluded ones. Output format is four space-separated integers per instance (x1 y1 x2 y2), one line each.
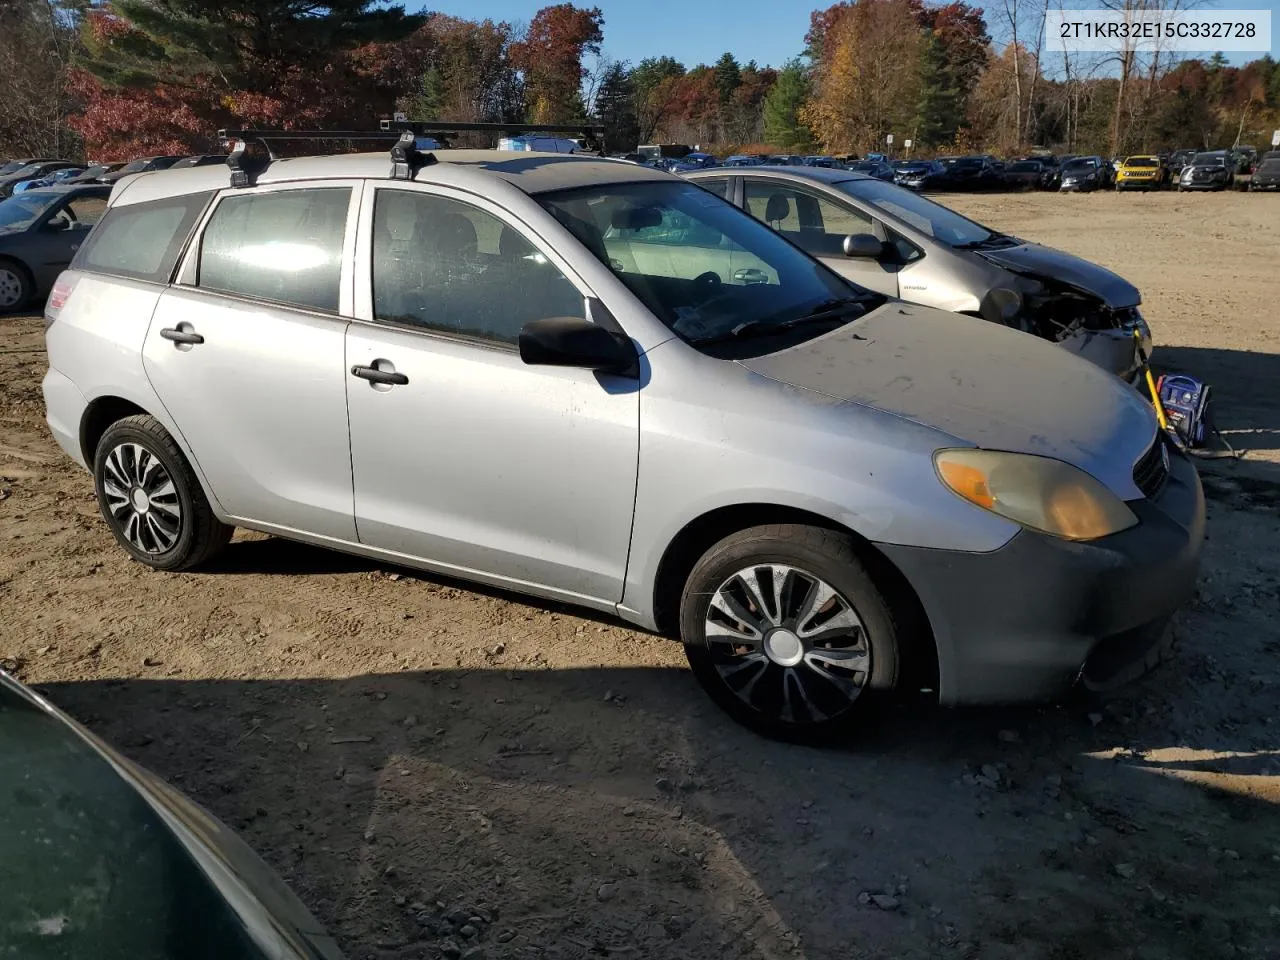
0 257 32 314
679 524 900 743
93 414 232 571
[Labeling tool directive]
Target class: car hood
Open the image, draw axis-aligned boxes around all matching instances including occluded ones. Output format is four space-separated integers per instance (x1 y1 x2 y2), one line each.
0 672 343 960
738 302 1157 497
976 242 1140 309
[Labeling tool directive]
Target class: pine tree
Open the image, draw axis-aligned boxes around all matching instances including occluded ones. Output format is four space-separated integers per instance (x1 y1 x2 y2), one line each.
595 61 639 151
914 32 962 148
762 59 815 152
714 52 742 104
80 0 424 90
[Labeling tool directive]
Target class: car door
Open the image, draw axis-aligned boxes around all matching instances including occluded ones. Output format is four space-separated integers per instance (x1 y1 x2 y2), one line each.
742 178 900 297
143 181 359 541
344 182 639 605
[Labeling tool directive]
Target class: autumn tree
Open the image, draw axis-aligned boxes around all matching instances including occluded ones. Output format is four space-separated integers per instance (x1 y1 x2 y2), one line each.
397 16 523 124
510 3 604 123
632 56 685 141
802 0 924 154
0 0 81 157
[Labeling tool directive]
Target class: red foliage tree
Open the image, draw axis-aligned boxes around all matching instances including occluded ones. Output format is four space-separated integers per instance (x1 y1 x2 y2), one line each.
510 4 604 122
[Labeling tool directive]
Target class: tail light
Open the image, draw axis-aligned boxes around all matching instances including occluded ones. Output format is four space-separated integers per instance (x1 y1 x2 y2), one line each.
45 274 78 328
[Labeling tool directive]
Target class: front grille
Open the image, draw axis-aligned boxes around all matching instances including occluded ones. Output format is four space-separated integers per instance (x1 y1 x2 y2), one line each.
1132 434 1169 499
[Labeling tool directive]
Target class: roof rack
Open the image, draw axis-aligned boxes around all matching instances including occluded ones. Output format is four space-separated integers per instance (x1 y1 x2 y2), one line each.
379 119 607 155
215 128 434 187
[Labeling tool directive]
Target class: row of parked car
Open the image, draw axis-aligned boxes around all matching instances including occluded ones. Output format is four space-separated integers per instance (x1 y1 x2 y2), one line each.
0 153 227 198
624 146 1278 194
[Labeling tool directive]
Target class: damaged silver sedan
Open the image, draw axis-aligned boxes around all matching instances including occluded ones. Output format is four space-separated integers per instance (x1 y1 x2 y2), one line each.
685 166 1152 380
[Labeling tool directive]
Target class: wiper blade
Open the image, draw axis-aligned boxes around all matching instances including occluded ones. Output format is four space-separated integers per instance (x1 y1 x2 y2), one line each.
953 233 1017 250
687 296 873 346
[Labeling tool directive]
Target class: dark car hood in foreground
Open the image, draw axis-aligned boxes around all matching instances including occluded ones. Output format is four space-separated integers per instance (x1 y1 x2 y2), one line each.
0 672 343 960
977 242 1140 309
739 302 1157 498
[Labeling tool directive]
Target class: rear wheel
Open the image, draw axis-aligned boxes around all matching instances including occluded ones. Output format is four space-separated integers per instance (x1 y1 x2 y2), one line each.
0 259 31 313
679 524 900 742
94 415 232 571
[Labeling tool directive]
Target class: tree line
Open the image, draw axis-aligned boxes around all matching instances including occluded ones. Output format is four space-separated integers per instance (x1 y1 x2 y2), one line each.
2 0 1278 162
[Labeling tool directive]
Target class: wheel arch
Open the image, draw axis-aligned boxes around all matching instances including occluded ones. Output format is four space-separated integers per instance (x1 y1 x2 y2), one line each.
78 393 228 519
650 502 939 697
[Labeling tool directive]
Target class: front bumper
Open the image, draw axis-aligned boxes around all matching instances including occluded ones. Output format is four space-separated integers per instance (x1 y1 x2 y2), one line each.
1059 181 1098 192
1117 178 1157 189
1180 178 1227 190
1250 179 1280 190
878 446 1204 705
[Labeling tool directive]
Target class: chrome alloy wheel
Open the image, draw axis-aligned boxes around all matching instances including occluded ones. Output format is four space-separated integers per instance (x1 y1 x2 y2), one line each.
703 564 870 723
101 443 182 554
0 266 23 309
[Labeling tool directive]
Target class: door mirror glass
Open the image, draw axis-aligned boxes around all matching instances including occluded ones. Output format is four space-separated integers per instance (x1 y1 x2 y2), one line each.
843 233 884 259
519 317 636 373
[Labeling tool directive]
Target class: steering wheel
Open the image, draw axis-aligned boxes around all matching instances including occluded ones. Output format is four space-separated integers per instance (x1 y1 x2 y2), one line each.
692 271 722 298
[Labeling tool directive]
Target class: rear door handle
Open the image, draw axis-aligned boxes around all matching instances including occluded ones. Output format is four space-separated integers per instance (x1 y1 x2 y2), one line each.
160 327 204 345
351 364 409 386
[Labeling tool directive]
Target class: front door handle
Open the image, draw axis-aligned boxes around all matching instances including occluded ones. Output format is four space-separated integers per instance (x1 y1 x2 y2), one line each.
351 364 409 386
160 327 204 345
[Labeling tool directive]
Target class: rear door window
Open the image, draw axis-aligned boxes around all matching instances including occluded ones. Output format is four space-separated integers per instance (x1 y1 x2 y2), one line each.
196 187 351 313
73 192 213 284
743 180 873 257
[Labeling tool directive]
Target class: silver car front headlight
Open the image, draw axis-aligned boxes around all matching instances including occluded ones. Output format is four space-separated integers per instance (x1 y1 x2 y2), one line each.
934 449 1138 541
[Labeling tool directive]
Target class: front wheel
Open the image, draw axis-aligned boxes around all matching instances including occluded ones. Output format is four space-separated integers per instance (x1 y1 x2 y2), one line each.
0 258 32 313
679 524 900 742
94 415 233 570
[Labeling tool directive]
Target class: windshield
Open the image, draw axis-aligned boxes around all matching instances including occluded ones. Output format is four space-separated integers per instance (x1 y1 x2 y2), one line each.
1258 159 1280 173
120 158 152 173
1062 160 1095 173
1193 153 1224 166
896 163 928 172
834 178 996 247
1125 158 1158 168
537 181 872 352
1009 161 1040 172
0 192 56 231
6 163 43 179
848 161 880 172
952 158 984 171
0 161 31 176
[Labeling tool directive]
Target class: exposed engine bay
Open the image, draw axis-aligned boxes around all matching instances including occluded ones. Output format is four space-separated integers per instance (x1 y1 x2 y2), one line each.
977 268 1149 381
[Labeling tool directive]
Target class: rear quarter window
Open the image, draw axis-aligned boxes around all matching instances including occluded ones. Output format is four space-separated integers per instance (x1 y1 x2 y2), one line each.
73 192 214 284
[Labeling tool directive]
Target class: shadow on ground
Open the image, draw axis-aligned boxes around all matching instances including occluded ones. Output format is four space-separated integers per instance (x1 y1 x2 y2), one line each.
34 660 1280 960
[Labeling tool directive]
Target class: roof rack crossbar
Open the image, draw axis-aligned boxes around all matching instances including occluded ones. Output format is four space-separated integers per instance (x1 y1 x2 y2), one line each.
217 129 403 143
379 119 606 154
215 127 434 187
380 119 603 137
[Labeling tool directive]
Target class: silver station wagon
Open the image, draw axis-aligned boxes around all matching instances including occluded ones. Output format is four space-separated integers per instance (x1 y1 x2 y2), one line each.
42 136 1204 740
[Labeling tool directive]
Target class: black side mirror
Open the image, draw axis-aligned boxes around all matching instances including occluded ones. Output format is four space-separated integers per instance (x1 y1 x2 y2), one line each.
519 317 636 374
843 233 884 259
42 218 70 232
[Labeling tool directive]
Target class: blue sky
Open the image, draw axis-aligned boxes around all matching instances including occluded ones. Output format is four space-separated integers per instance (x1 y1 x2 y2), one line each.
413 0 1276 69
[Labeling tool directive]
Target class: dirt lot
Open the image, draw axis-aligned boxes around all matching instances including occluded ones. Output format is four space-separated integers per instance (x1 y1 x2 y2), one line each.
3 190 1280 960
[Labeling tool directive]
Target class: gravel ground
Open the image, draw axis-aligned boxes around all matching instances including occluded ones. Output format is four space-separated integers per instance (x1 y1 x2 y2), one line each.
3 189 1280 960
